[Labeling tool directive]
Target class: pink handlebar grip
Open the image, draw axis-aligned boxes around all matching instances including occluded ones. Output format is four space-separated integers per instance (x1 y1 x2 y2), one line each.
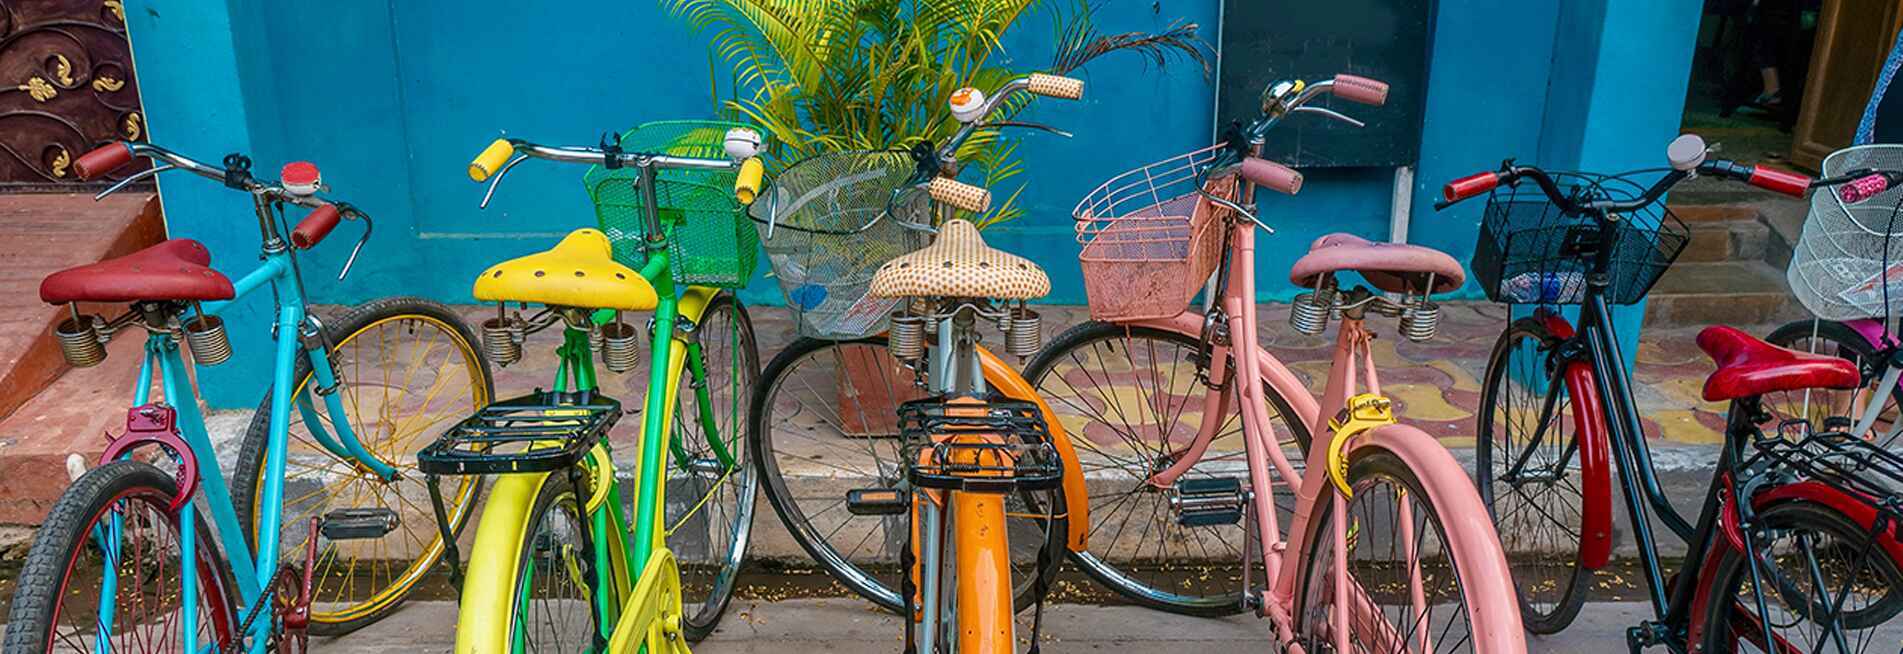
1240 157 1303 195
290 204 343 249
1443 172 1500 203
1841 174 1893 204
74 142 134 180
1332 74 1389 106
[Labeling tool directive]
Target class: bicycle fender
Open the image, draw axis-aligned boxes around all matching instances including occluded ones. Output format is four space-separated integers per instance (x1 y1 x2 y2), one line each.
1536 310 1615 570
1754 481 1903 563
1354 423 1529 653
456 471 556 653
675 285 720 325
979 345 1089 551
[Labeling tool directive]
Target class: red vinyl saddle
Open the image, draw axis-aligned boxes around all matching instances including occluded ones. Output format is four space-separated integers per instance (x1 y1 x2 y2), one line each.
40 238 234 305
1697 325 1860 402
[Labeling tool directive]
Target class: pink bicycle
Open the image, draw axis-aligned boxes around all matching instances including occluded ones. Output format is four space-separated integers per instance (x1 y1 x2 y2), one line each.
1022 74 1527 652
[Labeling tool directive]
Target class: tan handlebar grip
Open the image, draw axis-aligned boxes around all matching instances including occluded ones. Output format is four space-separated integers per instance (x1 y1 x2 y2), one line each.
1026 73 1084 100
734 157 764 204
928 177 992 213
470 139 514 182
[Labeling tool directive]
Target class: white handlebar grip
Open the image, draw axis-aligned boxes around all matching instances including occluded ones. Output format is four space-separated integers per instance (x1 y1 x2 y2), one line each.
1026 73 1084 100
928 177 992 213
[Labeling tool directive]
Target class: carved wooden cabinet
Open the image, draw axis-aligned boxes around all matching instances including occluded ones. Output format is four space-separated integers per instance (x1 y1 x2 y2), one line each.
0 0 143 187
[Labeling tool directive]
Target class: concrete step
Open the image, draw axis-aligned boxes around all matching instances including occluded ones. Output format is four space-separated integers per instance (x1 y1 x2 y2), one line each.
1643 260 1803 326
1677 217 1771 264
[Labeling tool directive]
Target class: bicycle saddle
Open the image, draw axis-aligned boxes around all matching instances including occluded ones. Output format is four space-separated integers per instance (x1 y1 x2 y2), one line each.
869 219 1049 300
1288 233 1464 294
473 228 656 311
1697 325 1860 402
40 238 234 304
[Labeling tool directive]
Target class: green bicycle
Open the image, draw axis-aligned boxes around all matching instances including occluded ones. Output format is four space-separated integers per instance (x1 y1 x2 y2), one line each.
418 122 765 652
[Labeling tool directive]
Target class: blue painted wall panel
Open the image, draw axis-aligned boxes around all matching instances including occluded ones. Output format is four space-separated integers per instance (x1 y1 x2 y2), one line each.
123 0 1699 406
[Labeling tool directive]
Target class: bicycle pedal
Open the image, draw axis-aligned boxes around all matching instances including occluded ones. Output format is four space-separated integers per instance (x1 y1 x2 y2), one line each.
319 507 399 541
1172 477 1249 527
846 488 909 516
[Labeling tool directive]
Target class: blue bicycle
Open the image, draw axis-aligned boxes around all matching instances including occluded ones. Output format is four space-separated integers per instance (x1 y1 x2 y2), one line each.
3 141 494 652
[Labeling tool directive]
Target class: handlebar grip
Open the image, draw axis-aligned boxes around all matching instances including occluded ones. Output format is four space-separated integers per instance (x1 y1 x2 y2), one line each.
928 177 992 213
289 203 343 249
74 142 134 180
734 157 764 204
1442 172 1500 204
1332 74 1389 106
1240 157 1303 195
1840 173 1894 204
1747 165 1811 197
1026 73 1085 100
469 139 514 182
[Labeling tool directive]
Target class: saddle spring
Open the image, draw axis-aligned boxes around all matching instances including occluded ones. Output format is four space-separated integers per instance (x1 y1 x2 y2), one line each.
55 315 107 368
481 315 525 366
183 314 233 366
598 318 641 374
1001 304 1042 357
1288 275 1338 336
888 312 927 361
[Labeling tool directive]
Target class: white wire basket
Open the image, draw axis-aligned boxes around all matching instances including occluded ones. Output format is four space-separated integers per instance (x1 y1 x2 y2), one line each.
1788 144 1903 320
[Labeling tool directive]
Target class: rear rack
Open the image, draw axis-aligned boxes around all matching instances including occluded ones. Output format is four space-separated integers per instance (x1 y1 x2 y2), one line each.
1748 428 1903 531
417 392 622 475
898 396 1061 493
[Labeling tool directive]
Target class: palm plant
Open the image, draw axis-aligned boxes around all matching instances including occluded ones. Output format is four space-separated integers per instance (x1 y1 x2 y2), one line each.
664 0 1208 226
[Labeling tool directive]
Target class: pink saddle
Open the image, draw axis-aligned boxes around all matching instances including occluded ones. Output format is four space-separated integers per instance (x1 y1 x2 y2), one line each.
1288 233 1465 294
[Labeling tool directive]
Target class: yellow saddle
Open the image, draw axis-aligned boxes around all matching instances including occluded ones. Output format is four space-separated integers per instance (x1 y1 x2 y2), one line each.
869 219 1049 300
472 229 657 311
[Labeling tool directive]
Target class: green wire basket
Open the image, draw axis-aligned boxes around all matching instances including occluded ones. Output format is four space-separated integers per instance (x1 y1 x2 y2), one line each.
583 120 759 289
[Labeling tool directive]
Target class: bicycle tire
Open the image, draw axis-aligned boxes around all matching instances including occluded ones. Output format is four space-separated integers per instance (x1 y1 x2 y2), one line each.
231 296 494 636
1697 498 1903 653
4 461 240 653
671 293 761 641
750 336 1063 613
1294 448 1512 653
1020 320 1310 617
1475 317 1592 634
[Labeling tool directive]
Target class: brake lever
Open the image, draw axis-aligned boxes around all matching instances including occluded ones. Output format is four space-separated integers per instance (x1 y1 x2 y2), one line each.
478 154 531 209
334 205 372 281
93 163 174 201
1291 105 1366 128
1197 189 1273 234
979 120 1074 139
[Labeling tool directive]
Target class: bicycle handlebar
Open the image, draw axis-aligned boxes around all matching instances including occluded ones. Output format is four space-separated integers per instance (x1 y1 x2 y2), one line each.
1434 134 1826 215
469 131 763 209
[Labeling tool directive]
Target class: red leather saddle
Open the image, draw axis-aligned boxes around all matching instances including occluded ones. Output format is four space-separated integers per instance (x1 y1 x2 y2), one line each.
1697 325 1860 402
40 238 234 305
1288 233 1466 294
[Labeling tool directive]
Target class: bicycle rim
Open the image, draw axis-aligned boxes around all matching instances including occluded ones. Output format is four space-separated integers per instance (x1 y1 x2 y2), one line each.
1297 451 1479 653
1022 322 1308 616
668 295 760 638
512 472 600 651
1703 499 1903 654
1476 320 1590 632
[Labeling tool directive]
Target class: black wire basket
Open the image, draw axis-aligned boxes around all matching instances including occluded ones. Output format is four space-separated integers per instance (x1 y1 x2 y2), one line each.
897 396 1061 493
1471 173 1690 306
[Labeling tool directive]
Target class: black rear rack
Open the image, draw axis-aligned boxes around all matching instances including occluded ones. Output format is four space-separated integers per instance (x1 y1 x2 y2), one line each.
898 396 1061 493
417 392 622 475
1748 428 1903 533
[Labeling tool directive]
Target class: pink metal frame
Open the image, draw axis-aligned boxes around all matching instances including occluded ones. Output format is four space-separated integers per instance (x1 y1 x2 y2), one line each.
1114 219 1526 653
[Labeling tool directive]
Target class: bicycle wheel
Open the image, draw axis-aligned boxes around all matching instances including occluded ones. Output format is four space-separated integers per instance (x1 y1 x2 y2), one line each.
1474 317 1590 633
1765 319 1901 448
1020 321 1310 616
751 336 1062 612
1294 449 1491 653
511 470 603 651
668 294 760 641
1697 499 1903 653
4 461 239 653
232 297 494 635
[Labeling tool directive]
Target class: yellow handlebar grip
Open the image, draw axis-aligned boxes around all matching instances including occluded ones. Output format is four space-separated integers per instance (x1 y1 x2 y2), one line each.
734 157 764 204
469 139 514 182
1026 73 1085 100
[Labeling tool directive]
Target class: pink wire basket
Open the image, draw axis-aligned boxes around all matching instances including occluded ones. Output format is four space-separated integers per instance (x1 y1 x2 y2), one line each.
1073 143 1235 321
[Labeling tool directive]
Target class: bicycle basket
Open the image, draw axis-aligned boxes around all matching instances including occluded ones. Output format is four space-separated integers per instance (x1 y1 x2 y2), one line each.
1788 145 1903 320
1470 174 1689 306
584 120 759 289
1072 143 1234 321
748 150 932 339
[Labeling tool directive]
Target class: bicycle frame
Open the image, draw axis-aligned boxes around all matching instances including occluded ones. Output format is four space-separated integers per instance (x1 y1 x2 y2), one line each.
109 240 391 654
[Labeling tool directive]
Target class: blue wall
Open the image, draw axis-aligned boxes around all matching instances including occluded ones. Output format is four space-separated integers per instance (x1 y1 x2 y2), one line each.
124 0 1699 407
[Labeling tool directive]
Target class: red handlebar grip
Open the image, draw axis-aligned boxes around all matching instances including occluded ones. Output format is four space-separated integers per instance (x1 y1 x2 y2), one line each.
1747 165 1811 197
290 204 342 249
1240 157 1303 195
1443 172 1500 203
73 142 133 180
1332 74 1389 106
